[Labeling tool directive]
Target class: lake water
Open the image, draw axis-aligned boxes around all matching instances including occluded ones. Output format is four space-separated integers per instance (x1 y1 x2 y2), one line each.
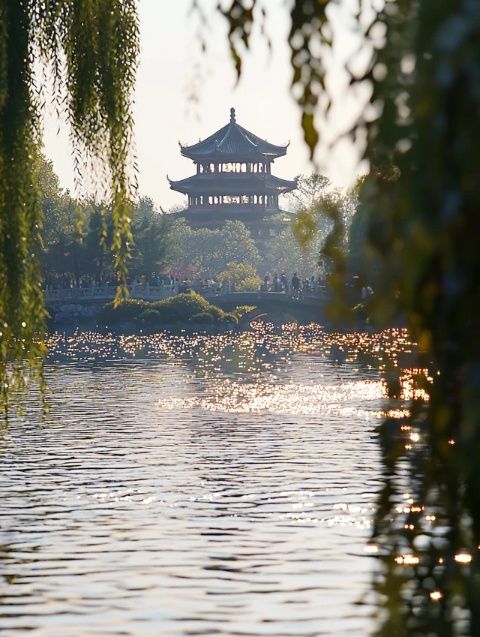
0 326 412 636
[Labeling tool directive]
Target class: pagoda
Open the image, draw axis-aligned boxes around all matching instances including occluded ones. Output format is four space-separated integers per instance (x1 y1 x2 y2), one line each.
168 108 297 241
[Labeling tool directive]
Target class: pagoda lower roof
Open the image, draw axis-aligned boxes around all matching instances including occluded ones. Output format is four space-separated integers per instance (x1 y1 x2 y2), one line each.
180 109 288 160
169 207 294 225
169 173 297 196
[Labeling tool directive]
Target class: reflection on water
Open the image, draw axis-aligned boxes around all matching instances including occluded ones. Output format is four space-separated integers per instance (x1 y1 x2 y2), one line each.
371 386 480 636
3 323 461 636
0 324 392 636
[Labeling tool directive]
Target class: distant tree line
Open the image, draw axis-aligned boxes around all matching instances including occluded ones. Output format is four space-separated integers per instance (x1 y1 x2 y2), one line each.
38 155 171 287
40 158 363 292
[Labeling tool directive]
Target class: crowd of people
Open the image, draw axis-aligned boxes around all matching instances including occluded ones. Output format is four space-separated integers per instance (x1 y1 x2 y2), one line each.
261 272 325 298
45 271 331 299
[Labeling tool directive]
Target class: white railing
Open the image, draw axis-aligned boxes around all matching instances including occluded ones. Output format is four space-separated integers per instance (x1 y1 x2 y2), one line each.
45 283 178 304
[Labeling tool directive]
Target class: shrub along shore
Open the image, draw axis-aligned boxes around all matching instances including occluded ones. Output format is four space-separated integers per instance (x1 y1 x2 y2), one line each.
99 292 250 331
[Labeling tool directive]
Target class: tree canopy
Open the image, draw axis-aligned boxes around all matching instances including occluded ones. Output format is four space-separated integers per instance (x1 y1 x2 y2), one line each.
169 219 260 278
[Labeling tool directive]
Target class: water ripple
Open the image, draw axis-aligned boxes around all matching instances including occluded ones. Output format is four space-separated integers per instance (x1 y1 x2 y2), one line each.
0 328 398 636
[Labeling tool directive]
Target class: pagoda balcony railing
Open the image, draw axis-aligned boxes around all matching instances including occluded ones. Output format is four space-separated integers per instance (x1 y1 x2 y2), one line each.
187 203 280 212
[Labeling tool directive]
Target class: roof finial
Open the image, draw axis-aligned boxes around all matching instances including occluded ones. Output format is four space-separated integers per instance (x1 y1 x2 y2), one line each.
230 107 236 122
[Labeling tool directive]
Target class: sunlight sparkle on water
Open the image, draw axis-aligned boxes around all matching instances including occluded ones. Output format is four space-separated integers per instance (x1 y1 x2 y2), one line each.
44 325 420 418
395 554 420 566
430 590 443 601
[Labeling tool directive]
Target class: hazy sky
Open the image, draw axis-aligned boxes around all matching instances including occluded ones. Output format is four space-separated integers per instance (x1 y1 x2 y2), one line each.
43 0 362 209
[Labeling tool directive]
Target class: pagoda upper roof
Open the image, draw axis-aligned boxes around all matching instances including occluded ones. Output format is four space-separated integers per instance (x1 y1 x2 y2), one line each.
180 108 288 160
169 172 297 196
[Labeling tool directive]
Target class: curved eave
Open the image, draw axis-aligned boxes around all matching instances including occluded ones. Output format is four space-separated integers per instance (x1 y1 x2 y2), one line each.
169 174 297 196
180 120 289 160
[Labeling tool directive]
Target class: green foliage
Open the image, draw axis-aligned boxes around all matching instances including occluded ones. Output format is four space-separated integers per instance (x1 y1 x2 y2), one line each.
218 1 480 632
130 197 172 280
231 305 256 320
264 173 356 278
39 174 171 286
236 277 261 293
100 298 145 324
169 219 260 276
190 311 214 325
217 262 260 291
0 1 138 415
265 225 319 278
101 292 238 328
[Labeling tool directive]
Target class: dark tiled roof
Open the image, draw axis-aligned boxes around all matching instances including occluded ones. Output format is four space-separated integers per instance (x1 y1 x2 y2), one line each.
169 172 297 195
180 108 288 159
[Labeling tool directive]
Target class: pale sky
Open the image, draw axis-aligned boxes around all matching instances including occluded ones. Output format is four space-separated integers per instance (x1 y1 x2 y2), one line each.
42 0 364 209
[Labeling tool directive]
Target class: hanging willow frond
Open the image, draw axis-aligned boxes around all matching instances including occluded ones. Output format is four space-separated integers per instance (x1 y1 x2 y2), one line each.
218 0 480 631
0 1 139 417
